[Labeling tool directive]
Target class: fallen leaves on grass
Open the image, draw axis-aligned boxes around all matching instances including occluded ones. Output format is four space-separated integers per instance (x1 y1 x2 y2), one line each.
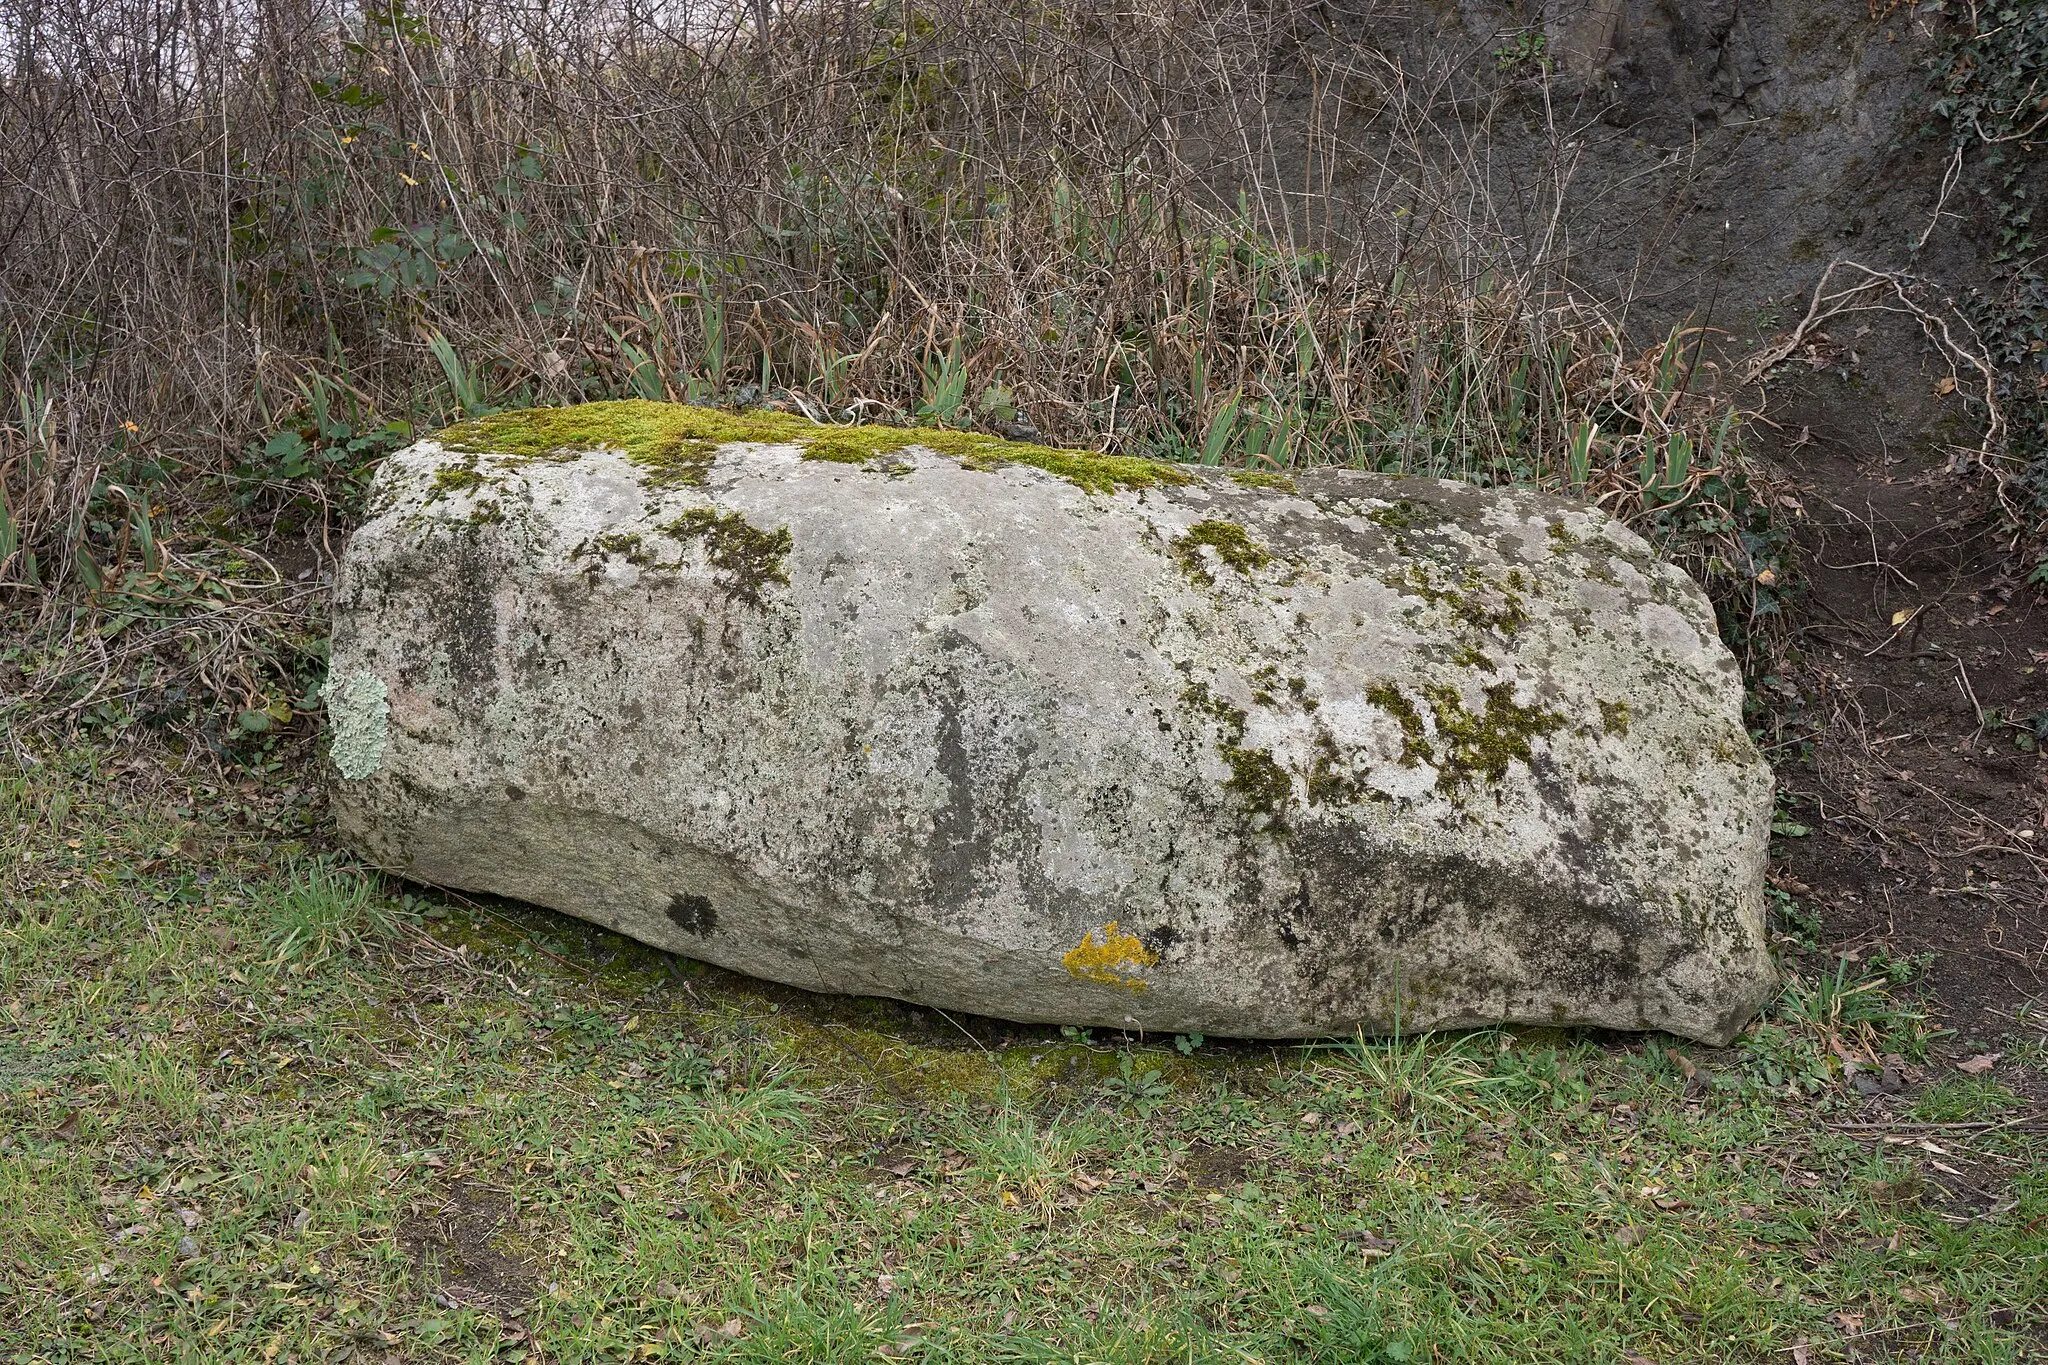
693 1317 745 1345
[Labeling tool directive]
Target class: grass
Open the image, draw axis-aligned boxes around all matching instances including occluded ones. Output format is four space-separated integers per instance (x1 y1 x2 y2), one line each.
263 860 398 966
4 745 2045 1364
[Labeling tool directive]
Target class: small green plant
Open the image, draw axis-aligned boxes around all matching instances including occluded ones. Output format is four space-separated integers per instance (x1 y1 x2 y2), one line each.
263 859 396 964
1493 30 1549 74
916 343 971 427
1776 957 1926 1049
659 1042 720 1091
1768 888 1824 952
1770 790 1812 838
1174 1032 1205 1056
427 329 495 417
1110 1051 1172 1112
1739 958 1933 1094
1314 1027 1497 1127
1735 1020 1836 1096
1867 945 1934 987
1985 708 2048 752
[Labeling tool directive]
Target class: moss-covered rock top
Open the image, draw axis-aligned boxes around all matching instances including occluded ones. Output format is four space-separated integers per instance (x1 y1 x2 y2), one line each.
440 399 1191 495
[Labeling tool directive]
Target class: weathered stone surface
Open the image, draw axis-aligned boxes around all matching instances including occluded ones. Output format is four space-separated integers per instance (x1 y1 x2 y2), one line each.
326 402 1776 1043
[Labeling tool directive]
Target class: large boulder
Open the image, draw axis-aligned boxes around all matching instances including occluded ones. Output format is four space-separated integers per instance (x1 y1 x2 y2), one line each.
326 401 1776 1043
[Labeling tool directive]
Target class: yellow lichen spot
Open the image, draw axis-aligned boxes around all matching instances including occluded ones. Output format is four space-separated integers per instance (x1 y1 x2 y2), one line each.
1061 921 1158 990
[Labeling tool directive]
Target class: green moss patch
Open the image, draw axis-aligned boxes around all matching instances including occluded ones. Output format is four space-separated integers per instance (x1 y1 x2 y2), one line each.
429 460 489 496
443 399 819 489
1391 562 1531 637
1367 496 1450 532
1356 680 1560 788
1364 684 1430 767
1305 730 1391 808
1422 682 1564 786
1229 469 1298 493
1182 682 1294 826
575 531 659 569
440 399 1189 496
1173 520 1274 586
659 508 792 608
800 423 1190 495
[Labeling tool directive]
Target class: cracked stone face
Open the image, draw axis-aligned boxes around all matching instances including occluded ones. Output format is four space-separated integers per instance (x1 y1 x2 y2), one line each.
328 412 1776 1043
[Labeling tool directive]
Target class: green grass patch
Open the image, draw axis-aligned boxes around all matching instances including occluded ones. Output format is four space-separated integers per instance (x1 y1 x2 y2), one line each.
2 745 2044 1364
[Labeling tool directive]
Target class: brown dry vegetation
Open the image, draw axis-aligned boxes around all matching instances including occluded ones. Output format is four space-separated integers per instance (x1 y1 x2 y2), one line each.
0 0 1785 741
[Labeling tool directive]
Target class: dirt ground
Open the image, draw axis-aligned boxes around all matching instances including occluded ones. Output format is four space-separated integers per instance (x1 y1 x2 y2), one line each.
1756 370 2048 1057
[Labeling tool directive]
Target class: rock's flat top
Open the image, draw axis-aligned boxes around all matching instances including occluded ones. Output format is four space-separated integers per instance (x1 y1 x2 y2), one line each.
328 403 1776 1043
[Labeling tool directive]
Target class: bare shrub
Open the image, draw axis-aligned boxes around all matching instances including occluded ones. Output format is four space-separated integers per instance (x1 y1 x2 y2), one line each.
0 0 1784 739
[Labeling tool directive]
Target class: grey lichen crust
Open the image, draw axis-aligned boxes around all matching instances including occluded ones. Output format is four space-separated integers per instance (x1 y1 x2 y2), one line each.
321 669 390 780
327 409 1778 1044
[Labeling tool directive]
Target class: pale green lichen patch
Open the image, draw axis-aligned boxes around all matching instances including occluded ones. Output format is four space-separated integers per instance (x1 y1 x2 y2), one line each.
438 399 1188 495
659 508 792 608
321 669 389 780
1172 519 1273 586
